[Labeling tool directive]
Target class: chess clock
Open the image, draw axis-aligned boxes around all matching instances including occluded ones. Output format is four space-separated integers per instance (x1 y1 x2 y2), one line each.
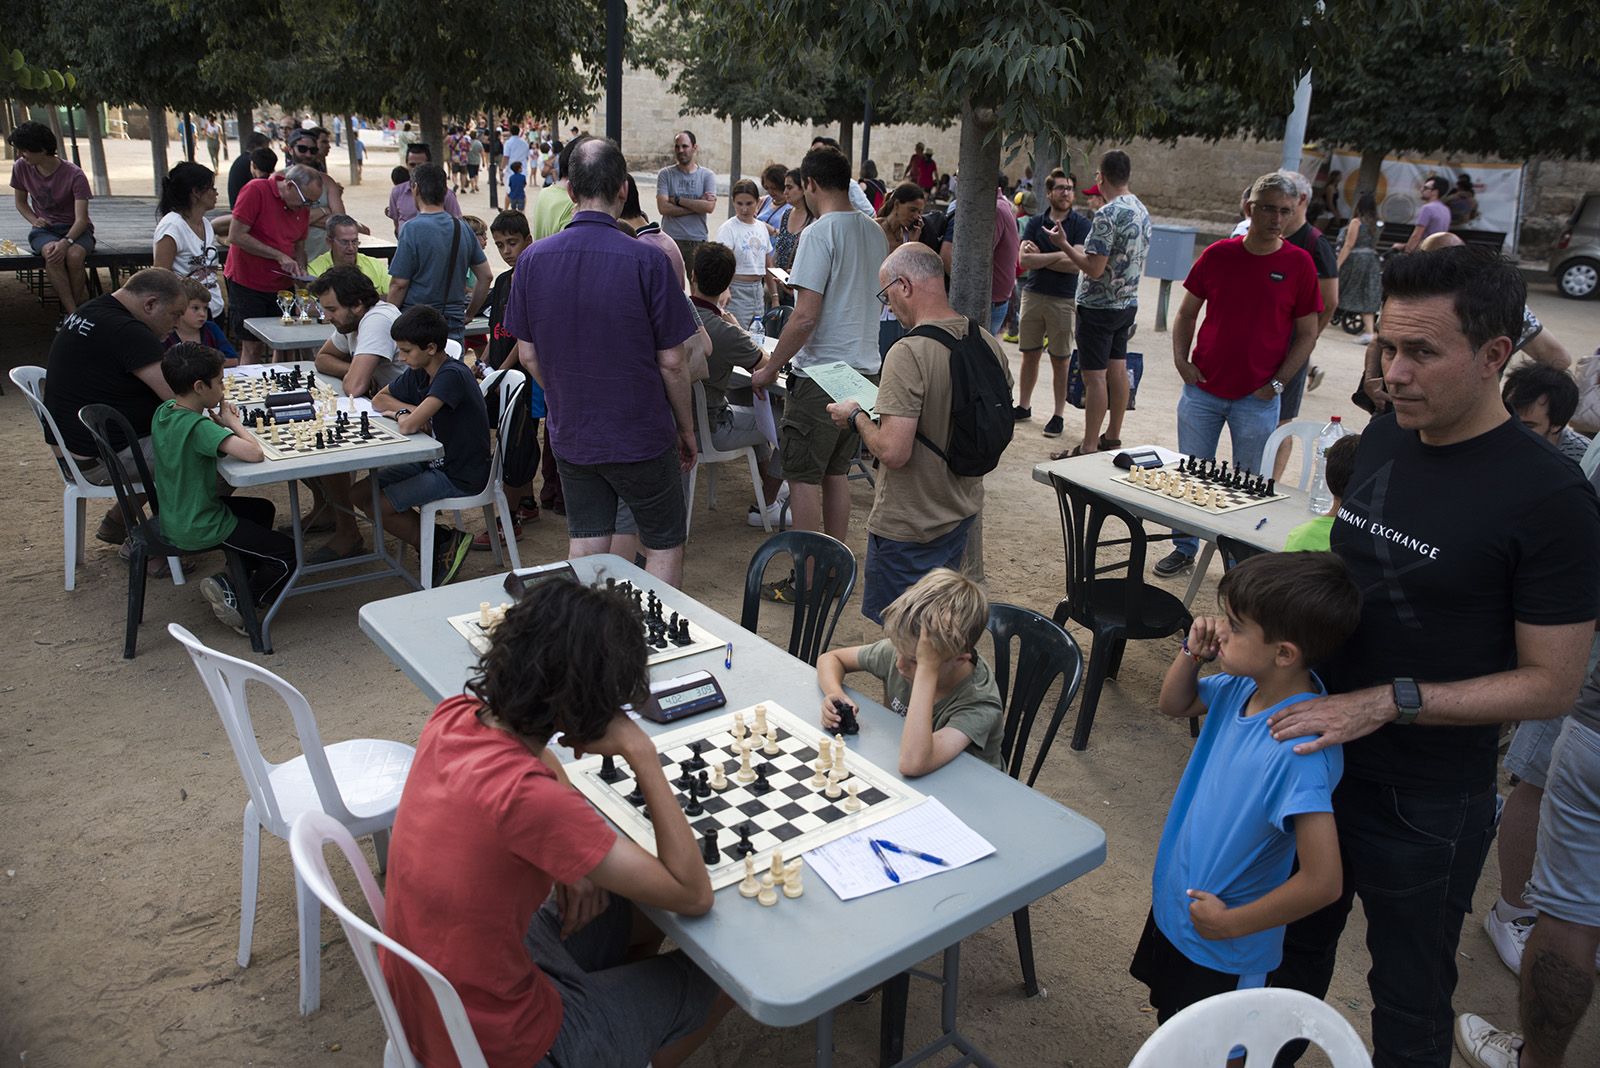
639 670 728 723
503 561 580 599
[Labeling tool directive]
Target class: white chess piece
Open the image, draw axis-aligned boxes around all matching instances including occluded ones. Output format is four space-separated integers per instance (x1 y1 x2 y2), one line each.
757 873 778 907
769 850 785 883
810 757 828 789
825 769 842 799
735 744 756 784
753 703 768 737
844 780 861 812
782 867 804 899
833 752 850 783
738 856 760 898
761 725 780 756
479 601 491 628
732 711 746 742
710 762 728 791
818 737 832 768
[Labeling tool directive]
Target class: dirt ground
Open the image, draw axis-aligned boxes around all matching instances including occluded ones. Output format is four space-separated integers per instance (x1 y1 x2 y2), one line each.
2 137 1598 1066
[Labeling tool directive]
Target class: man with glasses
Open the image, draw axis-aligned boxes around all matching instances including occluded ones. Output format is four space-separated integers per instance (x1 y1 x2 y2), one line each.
1153 171 1322 578
386 141 462 238
222 162 323 365
308 213 390 292
289 128 354 262
1014 169 1092 435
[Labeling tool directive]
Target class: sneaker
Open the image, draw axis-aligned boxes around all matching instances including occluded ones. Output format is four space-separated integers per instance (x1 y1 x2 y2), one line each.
1483 907 1534 973
433 528 472 585
1355 333 1374 345
1013 405 1032 421
1454 1013 1521 1068
1002 331 1019 344
1307 364 1326 392
471 520 523 550
762 573 798 603
746 497 788 529
1153 550 1194 578
200 573 248 636
513 497 541 523
1041 415 1065 438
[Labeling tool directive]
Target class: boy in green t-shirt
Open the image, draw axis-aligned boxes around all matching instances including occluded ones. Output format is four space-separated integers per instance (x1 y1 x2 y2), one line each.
150 343 295 634
1284 434 1360 552
817 568 1005 775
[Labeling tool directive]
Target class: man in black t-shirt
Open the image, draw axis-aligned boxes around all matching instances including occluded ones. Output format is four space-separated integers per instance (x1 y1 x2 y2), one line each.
1267 247 1600 1068
228 132 271 206
1014 171 1092 435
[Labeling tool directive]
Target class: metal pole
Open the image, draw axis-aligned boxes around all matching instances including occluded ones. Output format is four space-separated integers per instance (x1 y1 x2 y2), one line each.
487 109 499 210
1280 71 1312 173
66 104 82 166
860 78 874 171
605 0 624 146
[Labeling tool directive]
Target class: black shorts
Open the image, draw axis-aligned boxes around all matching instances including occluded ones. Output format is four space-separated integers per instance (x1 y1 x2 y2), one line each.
1075 304 1137 372
1129 909 1256 1024
467 164 480 178
227 278 281 338
555 445 686 551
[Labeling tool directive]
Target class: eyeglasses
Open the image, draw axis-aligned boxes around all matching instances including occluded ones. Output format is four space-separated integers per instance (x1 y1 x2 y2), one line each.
876 277 905 306
286 179 307 204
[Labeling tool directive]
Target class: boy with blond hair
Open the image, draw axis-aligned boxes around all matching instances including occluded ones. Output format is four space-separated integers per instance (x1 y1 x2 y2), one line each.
817 567 1004 776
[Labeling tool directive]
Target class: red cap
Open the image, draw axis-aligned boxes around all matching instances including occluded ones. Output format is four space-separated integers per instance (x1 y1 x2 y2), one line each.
1081 183 1101 197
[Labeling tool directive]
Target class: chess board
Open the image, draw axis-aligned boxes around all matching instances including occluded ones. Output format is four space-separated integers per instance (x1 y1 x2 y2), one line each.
223 367 320 406
568 702 924 890
1115 464 1285 514
448 592 723 668
241 415 410 461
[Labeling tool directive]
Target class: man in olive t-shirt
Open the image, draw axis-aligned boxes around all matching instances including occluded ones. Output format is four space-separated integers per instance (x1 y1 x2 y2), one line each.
826 243 1012 623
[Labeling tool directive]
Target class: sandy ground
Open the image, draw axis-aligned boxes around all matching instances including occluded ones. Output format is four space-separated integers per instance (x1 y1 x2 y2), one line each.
2 136 1598 1067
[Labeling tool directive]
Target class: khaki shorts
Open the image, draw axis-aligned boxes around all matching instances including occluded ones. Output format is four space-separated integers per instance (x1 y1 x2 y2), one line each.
1018 289 1076 356
780 374 872 484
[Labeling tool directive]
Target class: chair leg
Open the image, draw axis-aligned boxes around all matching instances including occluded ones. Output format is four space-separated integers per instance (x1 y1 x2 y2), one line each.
1106 637 1128 680
707 463 718 510
372 828 391 874
65 488 86 591
481 504 503 565
296 870 321 1015
1068 634 1118 752
1013 905 1043 997
124 543 148 659
238 803 260 968
1181 542 1216 610
418 507 437 589
746 451 772 532
168 555 187 586
226 551 267 654
1190 713 1202 739
496 492 522 571
684 465 698 540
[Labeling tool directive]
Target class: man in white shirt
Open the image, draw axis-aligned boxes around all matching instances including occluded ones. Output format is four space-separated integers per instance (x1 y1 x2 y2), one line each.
501 125 530 177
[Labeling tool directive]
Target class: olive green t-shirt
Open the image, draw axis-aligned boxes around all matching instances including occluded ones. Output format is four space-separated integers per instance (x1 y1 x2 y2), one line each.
150 400 236 551
856 638 1005 770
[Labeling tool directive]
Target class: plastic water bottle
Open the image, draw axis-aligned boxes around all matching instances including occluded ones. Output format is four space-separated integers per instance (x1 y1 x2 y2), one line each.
1307 415 1349 515
748 315 766 347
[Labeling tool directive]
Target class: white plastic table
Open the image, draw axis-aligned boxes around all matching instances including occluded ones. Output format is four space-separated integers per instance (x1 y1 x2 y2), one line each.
359 555 1107 1067
243 314 491 358
219 362 442 652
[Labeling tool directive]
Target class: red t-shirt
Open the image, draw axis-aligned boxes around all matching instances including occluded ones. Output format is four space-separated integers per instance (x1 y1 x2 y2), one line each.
1183 237 1322 401
221 177 310 294
991 193 1021 303
379 696 616 1068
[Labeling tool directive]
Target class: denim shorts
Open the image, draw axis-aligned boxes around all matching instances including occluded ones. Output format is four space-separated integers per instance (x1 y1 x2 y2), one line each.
528 894 720 1067
556 445 686 550
377 461 461 511
862 515 975 624
1505 632 1600 788
29 222 96 255
1525 719 1600 928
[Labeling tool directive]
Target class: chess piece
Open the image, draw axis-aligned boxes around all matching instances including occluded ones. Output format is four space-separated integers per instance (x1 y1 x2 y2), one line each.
686 740 706 771
731 711 746 742
818 737 832 768
700 827 719 864
674 764 694 791
684 790 703 817
599 754 622 783
811 757 828 789
753 703 769 737
709 762 728 791
825 769 842 799
479 601 491 628
626 784 645 805
834 733 847 758
782 867 804 899
736 823 755 856
735 744 756 784
255 415 264 432
694 769 711 797
769 850 785 883
761 725 780 756
834 698 859 735
752 762 772 794
739 855 760 897
757 874 778 907
844 780 862 812
1266 478 1276 497
360 411 371 439
833 753 849 783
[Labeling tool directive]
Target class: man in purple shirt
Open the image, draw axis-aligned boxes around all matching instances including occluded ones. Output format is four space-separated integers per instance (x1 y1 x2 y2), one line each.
506 138 699 587
1400 175 1452 253
385 142 462 237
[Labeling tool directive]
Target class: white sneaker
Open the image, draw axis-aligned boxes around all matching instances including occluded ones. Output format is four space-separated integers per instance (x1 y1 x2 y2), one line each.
1484 908 1535 973
746 496 788 528
1355 332 1374 345
1454 1012 1522 1068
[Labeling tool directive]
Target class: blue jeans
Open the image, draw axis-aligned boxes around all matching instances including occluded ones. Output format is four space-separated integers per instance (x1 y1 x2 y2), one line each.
988 299 1010 336
1270 778 1498 1068
1171 383 1280 556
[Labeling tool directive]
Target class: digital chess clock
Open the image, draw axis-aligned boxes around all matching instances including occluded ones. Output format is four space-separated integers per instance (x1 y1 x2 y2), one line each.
641 670 728 723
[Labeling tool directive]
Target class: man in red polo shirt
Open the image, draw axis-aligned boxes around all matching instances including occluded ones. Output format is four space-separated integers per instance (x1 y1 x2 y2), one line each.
223 163 323 364
1154 171 1322 577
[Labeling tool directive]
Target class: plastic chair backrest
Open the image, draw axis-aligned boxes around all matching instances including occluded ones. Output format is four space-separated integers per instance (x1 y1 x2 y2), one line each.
1050 474 1157 629
289 812 489 1068
167 623 357 831
1581 432 1600 480
1216 534 1270 573
762 305 793 339
78 404 161 537
481 368 524 487
11 366 95 487
986 603 1085 787
1126 988 1371 1068
740 531 858 666
692 380 744 464
1259 420 1324 492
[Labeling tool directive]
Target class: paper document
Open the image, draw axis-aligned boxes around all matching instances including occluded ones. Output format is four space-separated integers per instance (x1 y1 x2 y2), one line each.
803 360 879 415
804 798 995 900
754 392 779 447
767 266 790 285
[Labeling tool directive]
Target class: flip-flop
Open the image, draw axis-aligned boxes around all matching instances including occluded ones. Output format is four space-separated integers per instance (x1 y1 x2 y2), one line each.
1099 436 1122 449
1049 446 1084 461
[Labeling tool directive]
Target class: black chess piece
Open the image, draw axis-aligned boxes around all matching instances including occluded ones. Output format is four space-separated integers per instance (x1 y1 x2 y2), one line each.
1266 478 1276 497
701 827 720 864
1219 460 1230 481
736 823 755 857
684 790 703 817
674 765 695 791
695 769 711 797
599 754 622 783
833 698 860 735
751 763 772 794
679 618 691 644
314 430 324 449
626 784 645 805
359 411 371 439
685 741 706 771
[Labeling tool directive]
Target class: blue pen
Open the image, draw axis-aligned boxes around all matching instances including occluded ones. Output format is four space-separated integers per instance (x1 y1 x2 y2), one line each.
1254 517 1268 530
873 839 950 867
724 642 734 669
867 838 900 883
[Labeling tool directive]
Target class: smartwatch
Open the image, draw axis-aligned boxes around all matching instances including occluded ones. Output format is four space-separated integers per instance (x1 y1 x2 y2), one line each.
394 407 412 418
1392 677 1422 725
1270 379 1285 395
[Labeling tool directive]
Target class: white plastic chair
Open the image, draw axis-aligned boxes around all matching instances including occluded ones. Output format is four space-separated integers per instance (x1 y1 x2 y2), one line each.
1581 432 1600 480
1182 419 1323 608
290 812 490 1068
684 380 772 538
168 623 415 1015
417 370 524 588
1127 988 1371 1068
11 366 185 590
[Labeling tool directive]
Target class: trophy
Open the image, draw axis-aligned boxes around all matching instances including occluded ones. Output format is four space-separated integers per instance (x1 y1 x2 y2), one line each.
276 290 295 323
295 288 313 323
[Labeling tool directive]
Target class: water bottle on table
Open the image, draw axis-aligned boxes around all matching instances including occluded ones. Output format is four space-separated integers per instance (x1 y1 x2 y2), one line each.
749 314 766 347
1307 415 1348 515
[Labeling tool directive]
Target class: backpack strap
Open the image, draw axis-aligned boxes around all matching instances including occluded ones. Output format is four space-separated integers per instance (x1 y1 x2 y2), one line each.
900 319 981 462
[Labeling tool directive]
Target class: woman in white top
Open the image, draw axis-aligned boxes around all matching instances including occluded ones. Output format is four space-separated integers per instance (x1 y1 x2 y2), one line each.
152 161 224 317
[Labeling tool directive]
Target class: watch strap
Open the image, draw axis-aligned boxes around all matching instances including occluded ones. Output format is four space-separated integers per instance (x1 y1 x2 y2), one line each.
1392 676 1422 725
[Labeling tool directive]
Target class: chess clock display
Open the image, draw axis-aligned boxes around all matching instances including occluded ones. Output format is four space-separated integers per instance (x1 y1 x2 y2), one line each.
641 670 727 723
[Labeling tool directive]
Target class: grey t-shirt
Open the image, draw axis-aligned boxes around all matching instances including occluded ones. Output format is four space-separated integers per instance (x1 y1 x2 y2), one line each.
656 165 717 241
787 209 889 375
389 211 488 340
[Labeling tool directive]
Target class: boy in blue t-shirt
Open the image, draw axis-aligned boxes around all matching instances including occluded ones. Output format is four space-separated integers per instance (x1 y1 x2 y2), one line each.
1131 551 1361 1024
354 305 491 585
507 161 527 211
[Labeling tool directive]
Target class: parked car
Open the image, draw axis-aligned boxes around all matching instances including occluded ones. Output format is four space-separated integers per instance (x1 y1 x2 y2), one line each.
1551 192 1600 299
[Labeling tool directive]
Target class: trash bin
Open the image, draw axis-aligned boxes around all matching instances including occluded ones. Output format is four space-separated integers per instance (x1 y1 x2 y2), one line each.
1147 225 1198 281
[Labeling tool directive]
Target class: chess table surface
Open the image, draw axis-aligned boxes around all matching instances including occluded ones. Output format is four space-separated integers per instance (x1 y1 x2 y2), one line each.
359 554 1107 1026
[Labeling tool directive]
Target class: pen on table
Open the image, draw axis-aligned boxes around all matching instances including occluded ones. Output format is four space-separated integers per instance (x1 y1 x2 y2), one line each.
867 838 900 883
724 642 733 669
1254 517 1268 530
873 839 949 867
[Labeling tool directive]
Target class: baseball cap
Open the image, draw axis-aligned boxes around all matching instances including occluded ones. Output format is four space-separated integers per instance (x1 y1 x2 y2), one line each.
1081 183 1101 197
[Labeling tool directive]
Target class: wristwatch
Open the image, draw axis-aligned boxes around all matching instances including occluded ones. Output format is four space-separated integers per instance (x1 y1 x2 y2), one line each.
394 408 412 418
1392 677 1422 725
1270 379 1285 395
850 408 868 431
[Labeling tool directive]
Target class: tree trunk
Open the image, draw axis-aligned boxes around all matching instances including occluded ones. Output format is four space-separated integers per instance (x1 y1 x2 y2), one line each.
346 119 362 185
728 116 742 217
838 118 853 169
149 105 170 195
949 101 1001 324
1033 134 1058 187
1356 148 1383 198
419 93 445 165
0 100 13 159
236 107 253 154
860 79 874 171
45 106 63 147
84 102 111 197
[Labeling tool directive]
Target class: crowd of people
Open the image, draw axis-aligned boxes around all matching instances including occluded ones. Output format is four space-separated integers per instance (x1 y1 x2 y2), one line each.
12 108 1600 1068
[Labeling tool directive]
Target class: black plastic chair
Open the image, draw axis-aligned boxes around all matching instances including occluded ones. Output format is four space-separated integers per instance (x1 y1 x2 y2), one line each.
78 404 264 658
739 531 856 667
1048 473 1192 750
761 304 793 339
1217 534 1271 573
987 602 1085 997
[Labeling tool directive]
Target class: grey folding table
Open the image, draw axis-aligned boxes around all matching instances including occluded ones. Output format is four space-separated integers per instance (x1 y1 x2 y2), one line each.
244 314 491 359
359 554 1107 1067
218 363 442 652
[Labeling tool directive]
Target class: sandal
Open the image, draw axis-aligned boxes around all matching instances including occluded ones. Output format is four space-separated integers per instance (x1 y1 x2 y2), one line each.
1098 436 1122 449
1049 445 1084 461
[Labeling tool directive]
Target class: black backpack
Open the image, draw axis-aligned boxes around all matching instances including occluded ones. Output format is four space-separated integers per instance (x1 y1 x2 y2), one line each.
905 319 1014 477
483 370 541 486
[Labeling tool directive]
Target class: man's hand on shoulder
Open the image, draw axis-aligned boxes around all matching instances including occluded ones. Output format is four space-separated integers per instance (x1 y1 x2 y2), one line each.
1268 687 1395 754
